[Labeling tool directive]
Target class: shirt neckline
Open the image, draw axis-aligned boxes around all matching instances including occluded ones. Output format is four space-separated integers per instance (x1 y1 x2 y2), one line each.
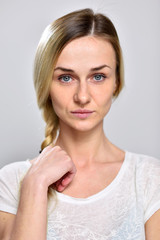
55 151 130 204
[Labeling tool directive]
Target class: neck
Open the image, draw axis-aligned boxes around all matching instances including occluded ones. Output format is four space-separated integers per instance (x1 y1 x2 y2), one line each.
55 120 111 167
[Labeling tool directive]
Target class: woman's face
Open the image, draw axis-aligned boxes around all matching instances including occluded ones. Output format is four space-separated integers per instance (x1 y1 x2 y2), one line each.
50 36 117 132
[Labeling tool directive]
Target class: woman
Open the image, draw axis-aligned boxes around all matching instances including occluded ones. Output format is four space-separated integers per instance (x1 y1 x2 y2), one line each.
0 8 160 240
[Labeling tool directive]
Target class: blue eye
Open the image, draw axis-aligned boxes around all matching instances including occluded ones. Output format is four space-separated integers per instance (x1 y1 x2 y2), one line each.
93 74 106 81
58 75 72 82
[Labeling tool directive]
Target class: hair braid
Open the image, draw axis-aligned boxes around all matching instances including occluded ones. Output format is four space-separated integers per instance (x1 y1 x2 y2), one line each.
41 100 59 152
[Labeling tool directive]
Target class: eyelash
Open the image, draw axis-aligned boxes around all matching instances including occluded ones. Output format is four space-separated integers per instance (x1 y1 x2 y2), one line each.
58 74 107 84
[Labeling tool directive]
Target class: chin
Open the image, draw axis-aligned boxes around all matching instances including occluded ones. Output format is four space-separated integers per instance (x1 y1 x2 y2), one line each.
58 114 104 132
72 125 94 132
67 119 103 132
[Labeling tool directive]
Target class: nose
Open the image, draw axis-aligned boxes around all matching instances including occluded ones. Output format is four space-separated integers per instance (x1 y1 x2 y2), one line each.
73 81 91 106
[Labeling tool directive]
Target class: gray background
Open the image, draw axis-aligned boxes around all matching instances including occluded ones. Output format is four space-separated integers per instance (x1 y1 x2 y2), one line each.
0 0 159 168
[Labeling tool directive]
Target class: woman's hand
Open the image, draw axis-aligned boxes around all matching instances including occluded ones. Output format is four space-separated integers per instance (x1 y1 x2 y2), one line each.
4 145 76 240
22 145 77 192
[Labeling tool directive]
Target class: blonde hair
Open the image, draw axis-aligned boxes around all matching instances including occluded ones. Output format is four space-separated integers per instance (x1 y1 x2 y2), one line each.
33 8 124 152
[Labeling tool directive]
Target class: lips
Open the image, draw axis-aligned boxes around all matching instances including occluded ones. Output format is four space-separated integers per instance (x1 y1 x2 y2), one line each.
71 109 94 113
71 109 94 119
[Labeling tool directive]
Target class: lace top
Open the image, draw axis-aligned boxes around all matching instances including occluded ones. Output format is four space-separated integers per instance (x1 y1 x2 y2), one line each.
0 151 160 240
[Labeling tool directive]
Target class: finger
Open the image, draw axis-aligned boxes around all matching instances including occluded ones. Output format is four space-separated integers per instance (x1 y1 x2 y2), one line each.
54 176 68 192
56 169 76 192
57 184 66 192
56 181 65 192
41 145 61 155
61 171 75 186
55 178 62 189
41 145 53 153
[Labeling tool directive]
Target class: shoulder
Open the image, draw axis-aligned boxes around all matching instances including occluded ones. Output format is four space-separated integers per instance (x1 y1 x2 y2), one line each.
127 151 160 171
126 151 160 224
1 160 31 170
0 160 32 215
125 151 160 191
0 160 31 184
0 159 31 172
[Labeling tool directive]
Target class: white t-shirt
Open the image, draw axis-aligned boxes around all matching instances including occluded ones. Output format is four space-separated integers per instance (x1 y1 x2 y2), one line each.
0 151 160 240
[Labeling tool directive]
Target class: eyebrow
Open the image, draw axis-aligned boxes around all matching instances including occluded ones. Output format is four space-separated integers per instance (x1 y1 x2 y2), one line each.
54 64 112 72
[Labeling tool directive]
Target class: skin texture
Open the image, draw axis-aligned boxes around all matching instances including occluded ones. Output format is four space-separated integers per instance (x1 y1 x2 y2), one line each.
0 36 160 239
50 36 123 167
50 36 125 198
145 209 160 239
0 145 77 240
51 36 117 133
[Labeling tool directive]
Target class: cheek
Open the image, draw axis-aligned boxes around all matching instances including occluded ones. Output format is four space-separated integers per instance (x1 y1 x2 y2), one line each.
50 88 70 115
94 86 113 105
94 88 113 117
101 95 112 109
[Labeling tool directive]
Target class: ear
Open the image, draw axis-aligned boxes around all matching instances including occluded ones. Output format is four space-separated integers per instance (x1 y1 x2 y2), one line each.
113 81 117 96
48 94 51 100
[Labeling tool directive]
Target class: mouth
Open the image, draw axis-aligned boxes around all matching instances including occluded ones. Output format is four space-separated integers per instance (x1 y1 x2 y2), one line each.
71 109 94 119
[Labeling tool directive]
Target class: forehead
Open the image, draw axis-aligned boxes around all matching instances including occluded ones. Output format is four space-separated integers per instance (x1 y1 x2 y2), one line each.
55 36 116 69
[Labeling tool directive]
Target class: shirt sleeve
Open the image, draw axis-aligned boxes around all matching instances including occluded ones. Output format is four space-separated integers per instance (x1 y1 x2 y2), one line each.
0 161 28 215
143 156 160 223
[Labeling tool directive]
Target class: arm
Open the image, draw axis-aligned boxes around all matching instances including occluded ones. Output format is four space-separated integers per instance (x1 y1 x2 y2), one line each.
145 209 160 240
0 146 76 240
10 177 48 240
0 212 15 240
0 178 48 240
0 177 47 240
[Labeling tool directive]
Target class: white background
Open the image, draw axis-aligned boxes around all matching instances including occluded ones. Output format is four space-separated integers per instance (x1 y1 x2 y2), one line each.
0 0 159 168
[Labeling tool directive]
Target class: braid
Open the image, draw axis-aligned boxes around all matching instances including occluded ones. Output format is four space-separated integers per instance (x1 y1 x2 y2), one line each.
41 100 59 152
41 101 59 209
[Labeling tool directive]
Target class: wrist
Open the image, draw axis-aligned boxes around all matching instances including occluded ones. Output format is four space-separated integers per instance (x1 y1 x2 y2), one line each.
21 174 48 196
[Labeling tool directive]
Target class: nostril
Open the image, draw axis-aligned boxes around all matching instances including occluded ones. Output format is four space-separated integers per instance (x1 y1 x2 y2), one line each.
73 85 91 104
73 93 90 105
